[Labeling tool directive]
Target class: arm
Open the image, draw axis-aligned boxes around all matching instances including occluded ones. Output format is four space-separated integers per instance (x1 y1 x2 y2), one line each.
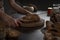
0 10 12 20
9 0 32 15
0 10 18 27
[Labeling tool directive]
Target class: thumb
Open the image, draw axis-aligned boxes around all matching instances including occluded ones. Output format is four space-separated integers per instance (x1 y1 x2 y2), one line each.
14 19 19 27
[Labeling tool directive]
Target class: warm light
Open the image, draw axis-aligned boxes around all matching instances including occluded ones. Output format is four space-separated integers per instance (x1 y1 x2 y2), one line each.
48 7 52 9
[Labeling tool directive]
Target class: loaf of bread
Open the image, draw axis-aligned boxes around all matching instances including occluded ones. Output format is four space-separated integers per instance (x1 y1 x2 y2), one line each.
20 14 40 23
8 29 21 37
17 14 44 27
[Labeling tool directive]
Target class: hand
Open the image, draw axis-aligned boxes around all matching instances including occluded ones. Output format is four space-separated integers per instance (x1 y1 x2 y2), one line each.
3 15 19 27
0 10 20 27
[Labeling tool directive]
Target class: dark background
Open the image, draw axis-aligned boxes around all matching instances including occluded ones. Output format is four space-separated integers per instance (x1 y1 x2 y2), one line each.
3 0 59 11
17 0 59 10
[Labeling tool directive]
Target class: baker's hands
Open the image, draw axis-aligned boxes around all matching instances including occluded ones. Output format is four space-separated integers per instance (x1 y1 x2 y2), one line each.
2 14 22 27
3 15 19 27
26 12 32 16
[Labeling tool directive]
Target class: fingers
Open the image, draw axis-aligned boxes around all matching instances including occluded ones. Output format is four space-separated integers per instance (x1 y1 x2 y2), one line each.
26 13 32 16
15 19 22 27
14 19 19 27
7 19 18 27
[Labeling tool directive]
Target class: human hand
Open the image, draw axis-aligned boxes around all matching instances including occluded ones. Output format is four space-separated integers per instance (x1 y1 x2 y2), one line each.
2 15 19 27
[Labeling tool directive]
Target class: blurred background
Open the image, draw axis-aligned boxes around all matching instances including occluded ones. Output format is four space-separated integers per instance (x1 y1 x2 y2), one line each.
15 0 59 10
